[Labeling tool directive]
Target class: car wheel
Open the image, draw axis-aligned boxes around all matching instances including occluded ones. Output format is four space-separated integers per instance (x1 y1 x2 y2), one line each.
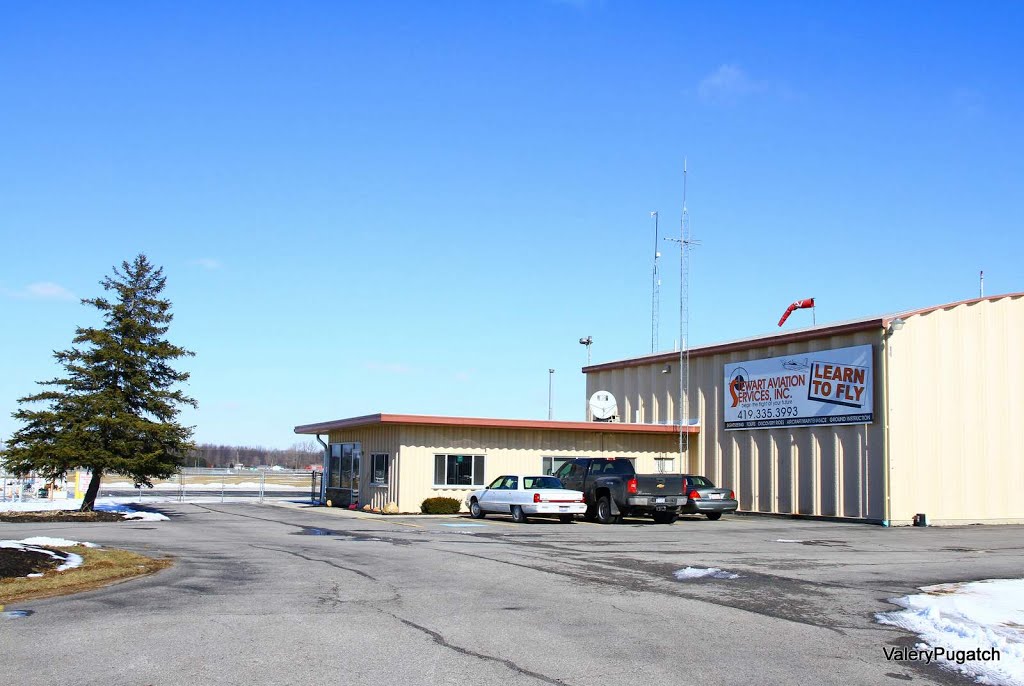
705 512 723 521
596 496 619 524
558 514 574 524
653 512 677 524
511 506 528 524
469 499 485 519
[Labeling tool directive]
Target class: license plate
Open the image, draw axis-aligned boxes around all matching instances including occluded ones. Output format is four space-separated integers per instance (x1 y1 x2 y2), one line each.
655 497 666 504
710 493 723 500
559 506 569 511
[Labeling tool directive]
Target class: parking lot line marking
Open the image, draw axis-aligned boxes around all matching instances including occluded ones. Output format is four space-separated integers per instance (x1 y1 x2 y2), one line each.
477 518 518 527
356 516 423 528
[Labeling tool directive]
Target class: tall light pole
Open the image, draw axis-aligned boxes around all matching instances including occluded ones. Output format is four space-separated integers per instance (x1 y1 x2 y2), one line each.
548 369 555 420
579 336 592 366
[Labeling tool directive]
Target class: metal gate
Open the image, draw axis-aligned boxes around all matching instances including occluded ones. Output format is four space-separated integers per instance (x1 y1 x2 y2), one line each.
311 471 323 504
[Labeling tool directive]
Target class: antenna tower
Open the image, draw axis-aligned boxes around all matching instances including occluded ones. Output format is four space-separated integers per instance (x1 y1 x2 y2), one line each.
651 211 660 353
665 159 700 468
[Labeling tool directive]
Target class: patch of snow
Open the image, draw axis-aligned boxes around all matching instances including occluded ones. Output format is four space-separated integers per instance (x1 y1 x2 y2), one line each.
18 537 98 548
877 578 1024 686
0 538 90 572
776 539 804 543
56 552 84 571
674 566 740 580
26 573 44 578
94 504 169 521
118 510 169 521
0 498 168 520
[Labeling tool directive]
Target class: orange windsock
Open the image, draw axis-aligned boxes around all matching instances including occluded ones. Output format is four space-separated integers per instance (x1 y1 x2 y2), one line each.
778 298 815 327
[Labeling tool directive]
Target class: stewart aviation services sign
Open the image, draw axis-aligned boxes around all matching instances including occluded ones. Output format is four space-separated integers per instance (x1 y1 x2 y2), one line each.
724 345 874 430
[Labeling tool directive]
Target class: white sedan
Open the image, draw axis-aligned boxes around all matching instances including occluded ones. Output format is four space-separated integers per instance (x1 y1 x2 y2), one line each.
465 475 587 523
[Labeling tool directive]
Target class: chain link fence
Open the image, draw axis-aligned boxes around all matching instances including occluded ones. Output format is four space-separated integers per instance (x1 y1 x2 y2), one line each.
96 468 319 503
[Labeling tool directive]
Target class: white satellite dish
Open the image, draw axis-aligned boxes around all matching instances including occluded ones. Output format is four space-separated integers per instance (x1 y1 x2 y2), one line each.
589 391 618 422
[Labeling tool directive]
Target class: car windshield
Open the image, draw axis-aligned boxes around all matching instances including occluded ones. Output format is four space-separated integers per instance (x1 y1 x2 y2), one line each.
522 476 563 489
686 475 715 488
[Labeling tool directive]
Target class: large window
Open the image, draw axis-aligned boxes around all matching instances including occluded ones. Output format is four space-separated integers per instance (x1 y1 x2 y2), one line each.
542 456 575 476
433 454 485 487
328 443 361 490
371 453 389 485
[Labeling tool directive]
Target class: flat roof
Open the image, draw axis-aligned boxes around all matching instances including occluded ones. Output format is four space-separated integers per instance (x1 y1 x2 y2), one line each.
294 413 698 435
583 292 1024 374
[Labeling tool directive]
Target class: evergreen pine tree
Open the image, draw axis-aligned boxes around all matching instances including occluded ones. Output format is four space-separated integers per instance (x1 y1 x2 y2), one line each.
3 255 196 511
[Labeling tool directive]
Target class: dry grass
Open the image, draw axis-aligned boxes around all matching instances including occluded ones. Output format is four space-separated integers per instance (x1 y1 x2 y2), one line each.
0 546 171 605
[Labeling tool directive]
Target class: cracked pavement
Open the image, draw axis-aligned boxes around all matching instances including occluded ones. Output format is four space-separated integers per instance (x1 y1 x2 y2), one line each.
3 501 1021 685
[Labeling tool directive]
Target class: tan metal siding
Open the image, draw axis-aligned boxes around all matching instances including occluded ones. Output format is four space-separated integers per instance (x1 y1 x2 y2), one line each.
887 296 1024 524
327 425 402 511
392 426 679 512
586 329 886 520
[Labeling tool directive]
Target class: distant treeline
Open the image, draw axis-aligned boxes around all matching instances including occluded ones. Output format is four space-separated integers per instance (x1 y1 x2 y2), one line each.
187 442 322 469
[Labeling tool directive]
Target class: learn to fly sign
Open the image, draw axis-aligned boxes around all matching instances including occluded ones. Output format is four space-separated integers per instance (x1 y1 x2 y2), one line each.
724 344 874 430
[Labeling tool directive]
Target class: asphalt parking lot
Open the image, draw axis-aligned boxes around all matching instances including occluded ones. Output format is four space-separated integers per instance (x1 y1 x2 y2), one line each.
3 503 1021 686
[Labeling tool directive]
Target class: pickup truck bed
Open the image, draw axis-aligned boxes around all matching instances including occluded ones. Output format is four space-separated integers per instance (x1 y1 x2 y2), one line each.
554 458 686 524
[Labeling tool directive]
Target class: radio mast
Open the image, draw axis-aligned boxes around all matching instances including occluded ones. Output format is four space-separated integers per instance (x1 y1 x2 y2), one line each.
665 159 699 468
651 211 660 353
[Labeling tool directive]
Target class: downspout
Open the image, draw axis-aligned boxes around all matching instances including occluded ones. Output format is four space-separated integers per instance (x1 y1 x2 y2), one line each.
315 434 329 504
880 331 892 526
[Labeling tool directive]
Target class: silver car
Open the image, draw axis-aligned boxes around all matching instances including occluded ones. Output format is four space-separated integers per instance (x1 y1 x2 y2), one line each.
679 475 737 520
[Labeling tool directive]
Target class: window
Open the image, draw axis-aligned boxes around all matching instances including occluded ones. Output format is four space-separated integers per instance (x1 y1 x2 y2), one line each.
686 475 714 488
328 444 342 488
433 454 485 487
655 458 675 474
554 461 577 480
371 453 389 485
588 459 635 476
523 476 563 489
542 456 575 476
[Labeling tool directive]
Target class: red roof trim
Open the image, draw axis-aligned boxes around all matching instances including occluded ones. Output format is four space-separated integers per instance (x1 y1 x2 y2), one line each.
294 413 697 435
583 320 883 373
585 292 1024 374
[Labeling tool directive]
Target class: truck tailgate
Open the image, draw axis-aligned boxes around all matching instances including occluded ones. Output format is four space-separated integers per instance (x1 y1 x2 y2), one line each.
634 474 685 496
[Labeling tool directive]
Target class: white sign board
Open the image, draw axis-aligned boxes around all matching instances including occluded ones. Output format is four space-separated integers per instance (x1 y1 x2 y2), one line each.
724 344 874 430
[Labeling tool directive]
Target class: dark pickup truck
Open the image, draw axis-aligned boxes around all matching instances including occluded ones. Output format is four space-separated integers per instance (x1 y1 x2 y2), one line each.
554 458 686 524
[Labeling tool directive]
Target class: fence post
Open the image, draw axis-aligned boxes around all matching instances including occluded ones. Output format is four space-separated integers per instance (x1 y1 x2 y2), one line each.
178 472 184 502
259 471 265 504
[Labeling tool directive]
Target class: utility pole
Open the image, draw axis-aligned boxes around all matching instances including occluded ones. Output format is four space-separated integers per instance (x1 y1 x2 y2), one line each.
547 369 555 420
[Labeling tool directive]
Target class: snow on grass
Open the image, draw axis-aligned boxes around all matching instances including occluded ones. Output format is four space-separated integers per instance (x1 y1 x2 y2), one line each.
17 537 98 548
877 578 1024 686
0 538 94 576
674 567 740 580
0 498 168 520
56 552 84 571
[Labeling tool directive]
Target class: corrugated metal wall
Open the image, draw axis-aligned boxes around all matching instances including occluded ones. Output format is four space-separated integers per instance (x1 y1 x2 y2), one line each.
887 296 1024 524
586 329 887 520
396 425 679 513
327 425 402 511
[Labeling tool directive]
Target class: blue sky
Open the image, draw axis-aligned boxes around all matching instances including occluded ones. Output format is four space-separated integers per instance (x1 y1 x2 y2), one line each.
2 2 1022 448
